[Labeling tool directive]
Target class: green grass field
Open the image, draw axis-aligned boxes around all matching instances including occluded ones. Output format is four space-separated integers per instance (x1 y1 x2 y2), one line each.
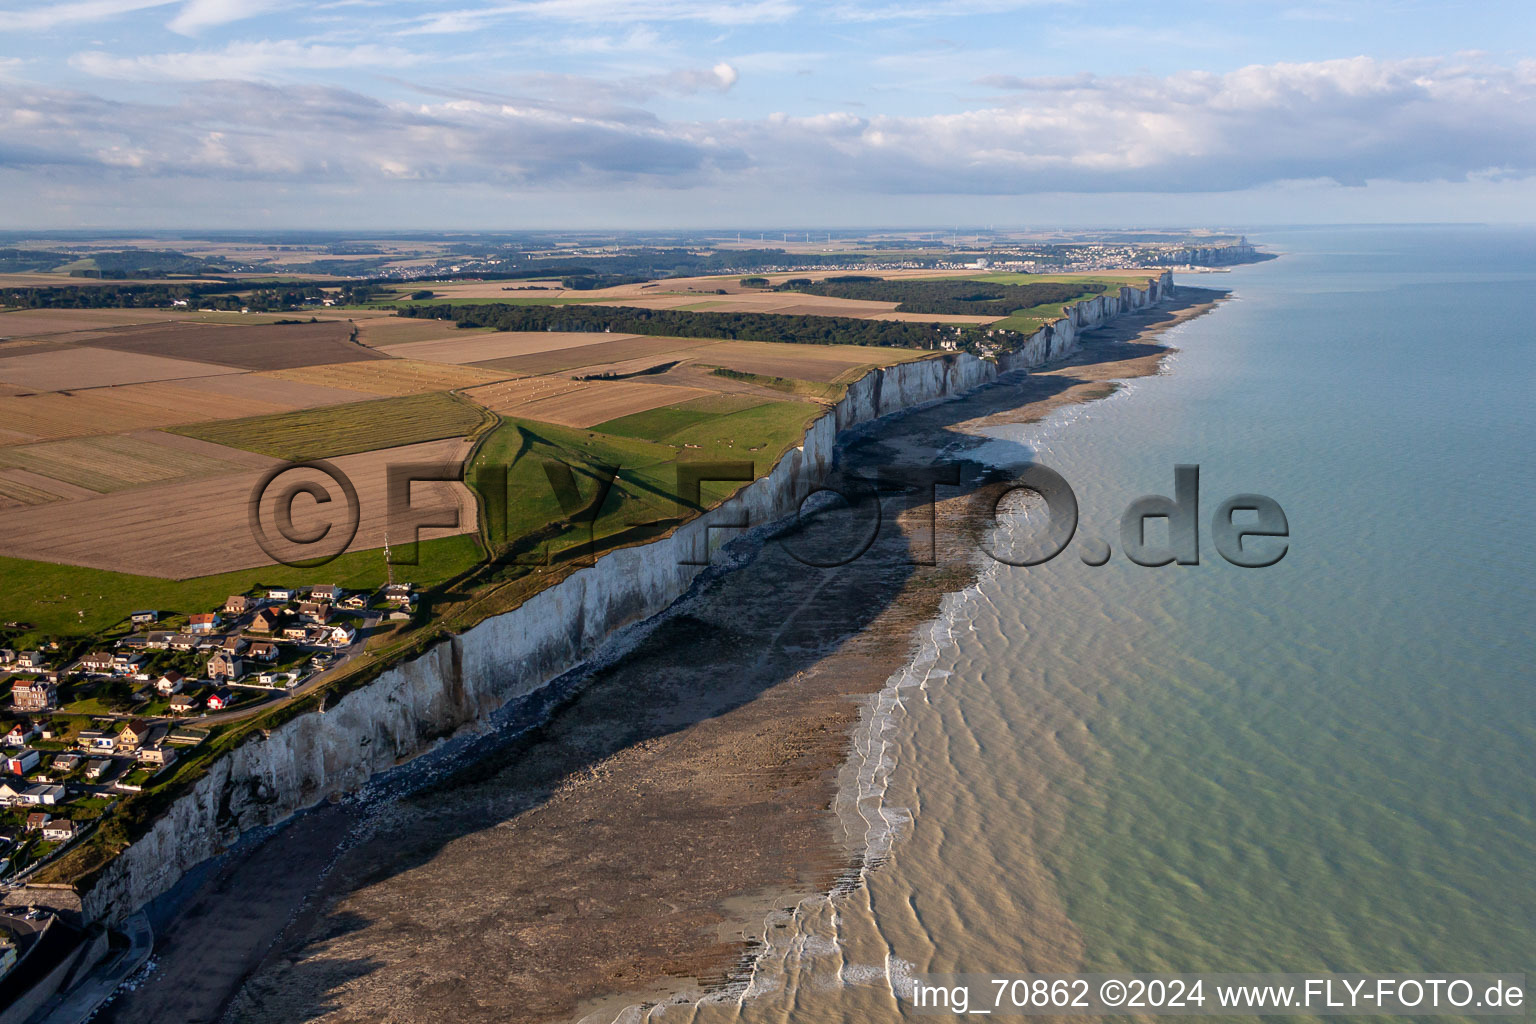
169 391 489 460
471 396 825 564
0 534 482 640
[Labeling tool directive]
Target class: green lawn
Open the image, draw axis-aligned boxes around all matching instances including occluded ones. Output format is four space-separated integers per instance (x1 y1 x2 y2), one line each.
169 391 489 461
0 534 482 640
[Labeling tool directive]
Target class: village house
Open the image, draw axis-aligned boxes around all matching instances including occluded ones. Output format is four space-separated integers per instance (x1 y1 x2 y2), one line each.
281 624 310 641
51 754 80 773
223 595 251 615
85 759 112 780
25 812 50 831
137 743 176 768
11 679 57 713
187 612 220 634
77 729 115 752
298 601 331 625
382 582 417 606
208 652 244 681
249 608 281 634
154 671 185 695
247 642 278 663
205 688 235 711
42 820 75 842
0 649 14 665
221 636 248 655
169 633 200 652
309 584 342 603
340 593 368 610
115 720 153 752
0 780 27 806
130 610 159 625
327 624 356 648
4 749 40 775
22 784 63 805
16 651 45 670
169 693 199 715
3 722 37 747
266 588 293 602
78 651 115 674
110 652 143 674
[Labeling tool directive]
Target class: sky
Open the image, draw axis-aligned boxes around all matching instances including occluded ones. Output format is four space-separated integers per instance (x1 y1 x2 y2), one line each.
2 0 1535 230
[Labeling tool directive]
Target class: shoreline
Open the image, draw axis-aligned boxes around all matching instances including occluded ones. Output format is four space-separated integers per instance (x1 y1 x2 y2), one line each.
90 287 1228 1024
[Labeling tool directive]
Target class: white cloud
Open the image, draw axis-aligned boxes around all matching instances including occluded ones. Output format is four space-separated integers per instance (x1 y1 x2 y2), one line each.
0 0 176 32
166 0 293 34
72 39 427 80
413 0 798 33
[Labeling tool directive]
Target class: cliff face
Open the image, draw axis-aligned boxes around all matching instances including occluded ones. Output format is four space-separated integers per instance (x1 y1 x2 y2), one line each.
79 272 1172 924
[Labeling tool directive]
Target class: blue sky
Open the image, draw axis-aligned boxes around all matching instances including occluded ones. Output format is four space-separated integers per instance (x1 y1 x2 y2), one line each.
2 0 1535 229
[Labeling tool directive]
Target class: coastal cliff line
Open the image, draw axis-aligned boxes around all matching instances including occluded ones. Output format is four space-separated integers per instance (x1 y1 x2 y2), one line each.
77 272 1174 925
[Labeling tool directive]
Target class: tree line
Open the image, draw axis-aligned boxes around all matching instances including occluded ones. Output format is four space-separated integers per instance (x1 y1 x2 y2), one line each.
399 302 959 349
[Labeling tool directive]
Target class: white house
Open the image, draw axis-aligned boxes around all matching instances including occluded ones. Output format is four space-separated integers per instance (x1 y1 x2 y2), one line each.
5 749 40 775
22 784 64 806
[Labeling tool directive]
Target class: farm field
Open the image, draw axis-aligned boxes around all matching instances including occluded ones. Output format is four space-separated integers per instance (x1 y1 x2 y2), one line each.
0 346 237 390
488 380 715 428
0 309 210 337
378 331 648 365
0 469 99 508
353 317 494 347
467 335 719 376
259 359 511 397
169 371 368 410
0 437 478 577
0 308 344 339
0 381 298 445
170 390 490 461
0 432 254 493
89 319 386 370
681 340 898 382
